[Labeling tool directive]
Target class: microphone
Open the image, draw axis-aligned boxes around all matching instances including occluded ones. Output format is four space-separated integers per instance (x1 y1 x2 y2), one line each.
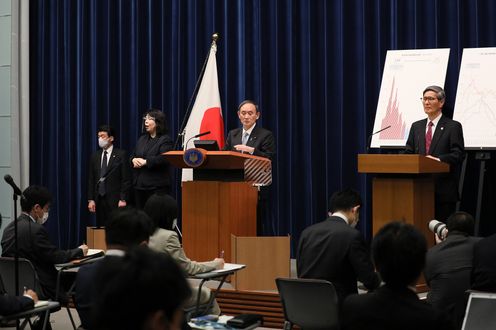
367 125 391 152
428 219 448 240
4 175 23 197
185 131 211 150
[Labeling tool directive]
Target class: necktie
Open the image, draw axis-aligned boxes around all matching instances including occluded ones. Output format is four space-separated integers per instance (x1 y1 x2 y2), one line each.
99 151 108 195
425 121 434 154
242 132 250 145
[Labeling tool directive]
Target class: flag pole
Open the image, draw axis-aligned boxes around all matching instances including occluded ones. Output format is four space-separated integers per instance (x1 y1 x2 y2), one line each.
174 33 219 150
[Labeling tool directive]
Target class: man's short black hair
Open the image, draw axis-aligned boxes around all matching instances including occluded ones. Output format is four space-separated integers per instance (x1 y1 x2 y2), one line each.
328 188 362 213
238 100 259 113
446 211 475 236
92 246 191 329
105 207 153 247
143 193 178 231
372 222 427 288
20 185 52 212
97 125 115 138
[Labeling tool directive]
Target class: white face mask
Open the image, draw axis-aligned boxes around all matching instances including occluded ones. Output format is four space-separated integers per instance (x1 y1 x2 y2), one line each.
37 211 49 225
98 137 110 149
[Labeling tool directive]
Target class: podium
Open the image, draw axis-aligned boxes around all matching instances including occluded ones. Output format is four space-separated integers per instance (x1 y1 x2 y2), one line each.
164 150 272 262
358 154 449 243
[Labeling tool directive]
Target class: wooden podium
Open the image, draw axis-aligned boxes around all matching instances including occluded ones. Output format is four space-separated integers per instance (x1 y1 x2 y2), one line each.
358 154 449 243
164 150 272 262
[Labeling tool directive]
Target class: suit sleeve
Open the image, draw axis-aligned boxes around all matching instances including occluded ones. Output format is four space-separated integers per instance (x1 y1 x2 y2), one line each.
145 135 173 168
166 232 217 275
404 124 417 154
253 131 276 160
33 227 84 264
348 232 380 291
87 154 96 201
0 295 34 315
222 131 233 151
438 121 464 165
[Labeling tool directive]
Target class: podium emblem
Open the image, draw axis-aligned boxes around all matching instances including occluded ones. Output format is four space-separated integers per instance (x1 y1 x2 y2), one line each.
183 148 206 168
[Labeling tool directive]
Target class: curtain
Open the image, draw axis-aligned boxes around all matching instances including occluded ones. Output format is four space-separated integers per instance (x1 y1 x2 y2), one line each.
29 0 496 251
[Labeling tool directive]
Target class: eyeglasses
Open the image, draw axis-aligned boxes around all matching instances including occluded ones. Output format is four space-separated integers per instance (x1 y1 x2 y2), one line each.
420 96 438 103
143 115 156 121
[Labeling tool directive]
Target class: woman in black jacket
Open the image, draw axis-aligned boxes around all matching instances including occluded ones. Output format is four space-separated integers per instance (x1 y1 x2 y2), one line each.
130 109 173 208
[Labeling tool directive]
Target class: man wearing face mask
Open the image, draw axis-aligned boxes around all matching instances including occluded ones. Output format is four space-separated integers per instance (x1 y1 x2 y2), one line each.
88 125 131 226
297 188 380 304
1 185 88 301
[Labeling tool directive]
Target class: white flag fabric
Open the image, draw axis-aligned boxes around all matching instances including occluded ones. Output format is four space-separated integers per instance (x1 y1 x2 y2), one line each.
182 42 224 181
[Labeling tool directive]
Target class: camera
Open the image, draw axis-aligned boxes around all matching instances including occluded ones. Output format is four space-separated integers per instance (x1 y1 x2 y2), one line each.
428 220 448 240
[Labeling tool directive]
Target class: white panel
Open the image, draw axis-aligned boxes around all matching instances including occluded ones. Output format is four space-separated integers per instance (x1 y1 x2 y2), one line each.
0 0 10 16
0 117 10 167
0 16 10 65
0 66 9 116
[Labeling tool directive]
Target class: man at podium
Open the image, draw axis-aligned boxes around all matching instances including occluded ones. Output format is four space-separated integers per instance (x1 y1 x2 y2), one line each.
223 100 275 160
405 85 464 222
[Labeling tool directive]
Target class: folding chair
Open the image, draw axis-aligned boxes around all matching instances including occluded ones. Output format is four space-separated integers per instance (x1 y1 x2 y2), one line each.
276 278 340 330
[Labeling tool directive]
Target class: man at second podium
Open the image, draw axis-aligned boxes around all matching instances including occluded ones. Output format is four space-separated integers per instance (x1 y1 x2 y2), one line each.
404 85 465 222
223 100 275 160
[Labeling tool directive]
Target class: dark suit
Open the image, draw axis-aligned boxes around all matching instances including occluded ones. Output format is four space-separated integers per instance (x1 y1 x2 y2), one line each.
1 214 83 300
342 285 454 330
424 233 481 329
296 216 380 303
471 233 496 292
88 147 131 226
405 115 464 221
130 134 173 208
75 258 107 329
223 125 275 160
0 292 34 315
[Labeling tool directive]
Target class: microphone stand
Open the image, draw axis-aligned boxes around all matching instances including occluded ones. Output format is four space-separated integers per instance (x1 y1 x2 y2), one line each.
12 193 19 297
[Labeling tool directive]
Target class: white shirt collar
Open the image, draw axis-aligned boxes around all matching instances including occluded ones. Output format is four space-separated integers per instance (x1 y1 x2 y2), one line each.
331 211 350 225
103 144 114 155
243 123 256 136
427 113 442 127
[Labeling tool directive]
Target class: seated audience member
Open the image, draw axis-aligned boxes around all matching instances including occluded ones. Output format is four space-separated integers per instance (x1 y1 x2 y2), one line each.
1 185 88 300
424 212 481 329
296 189 380 304
471 232 496 292
75 207 153 329
144 194 224 315
92 246 191 330
342 222 453 330
0 281 38 315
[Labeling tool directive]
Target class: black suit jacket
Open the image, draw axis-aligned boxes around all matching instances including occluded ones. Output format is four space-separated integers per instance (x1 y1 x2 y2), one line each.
223 125 275 160
87 147 131 203
405 115 464 202
424 233 481 328
296 216 380 303
130 134 173 190
471 233 496 292
75 258 105 329
0 292 34 315
342 285 454 330
1 214 83 299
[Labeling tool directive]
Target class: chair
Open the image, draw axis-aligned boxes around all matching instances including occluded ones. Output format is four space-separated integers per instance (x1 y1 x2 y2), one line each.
0 257 60 329
0 257 42 296
276 278 339 330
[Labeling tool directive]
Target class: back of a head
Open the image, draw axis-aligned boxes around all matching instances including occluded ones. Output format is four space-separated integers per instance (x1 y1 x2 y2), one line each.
92 246 191 330
143 193 178 231
20 185 52 212
105 207 153 248
446 211 475 236
328 188 362 213
372 222 427 288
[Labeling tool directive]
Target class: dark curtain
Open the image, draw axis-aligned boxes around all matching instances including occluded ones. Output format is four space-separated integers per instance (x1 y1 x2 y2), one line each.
29 0 496 252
